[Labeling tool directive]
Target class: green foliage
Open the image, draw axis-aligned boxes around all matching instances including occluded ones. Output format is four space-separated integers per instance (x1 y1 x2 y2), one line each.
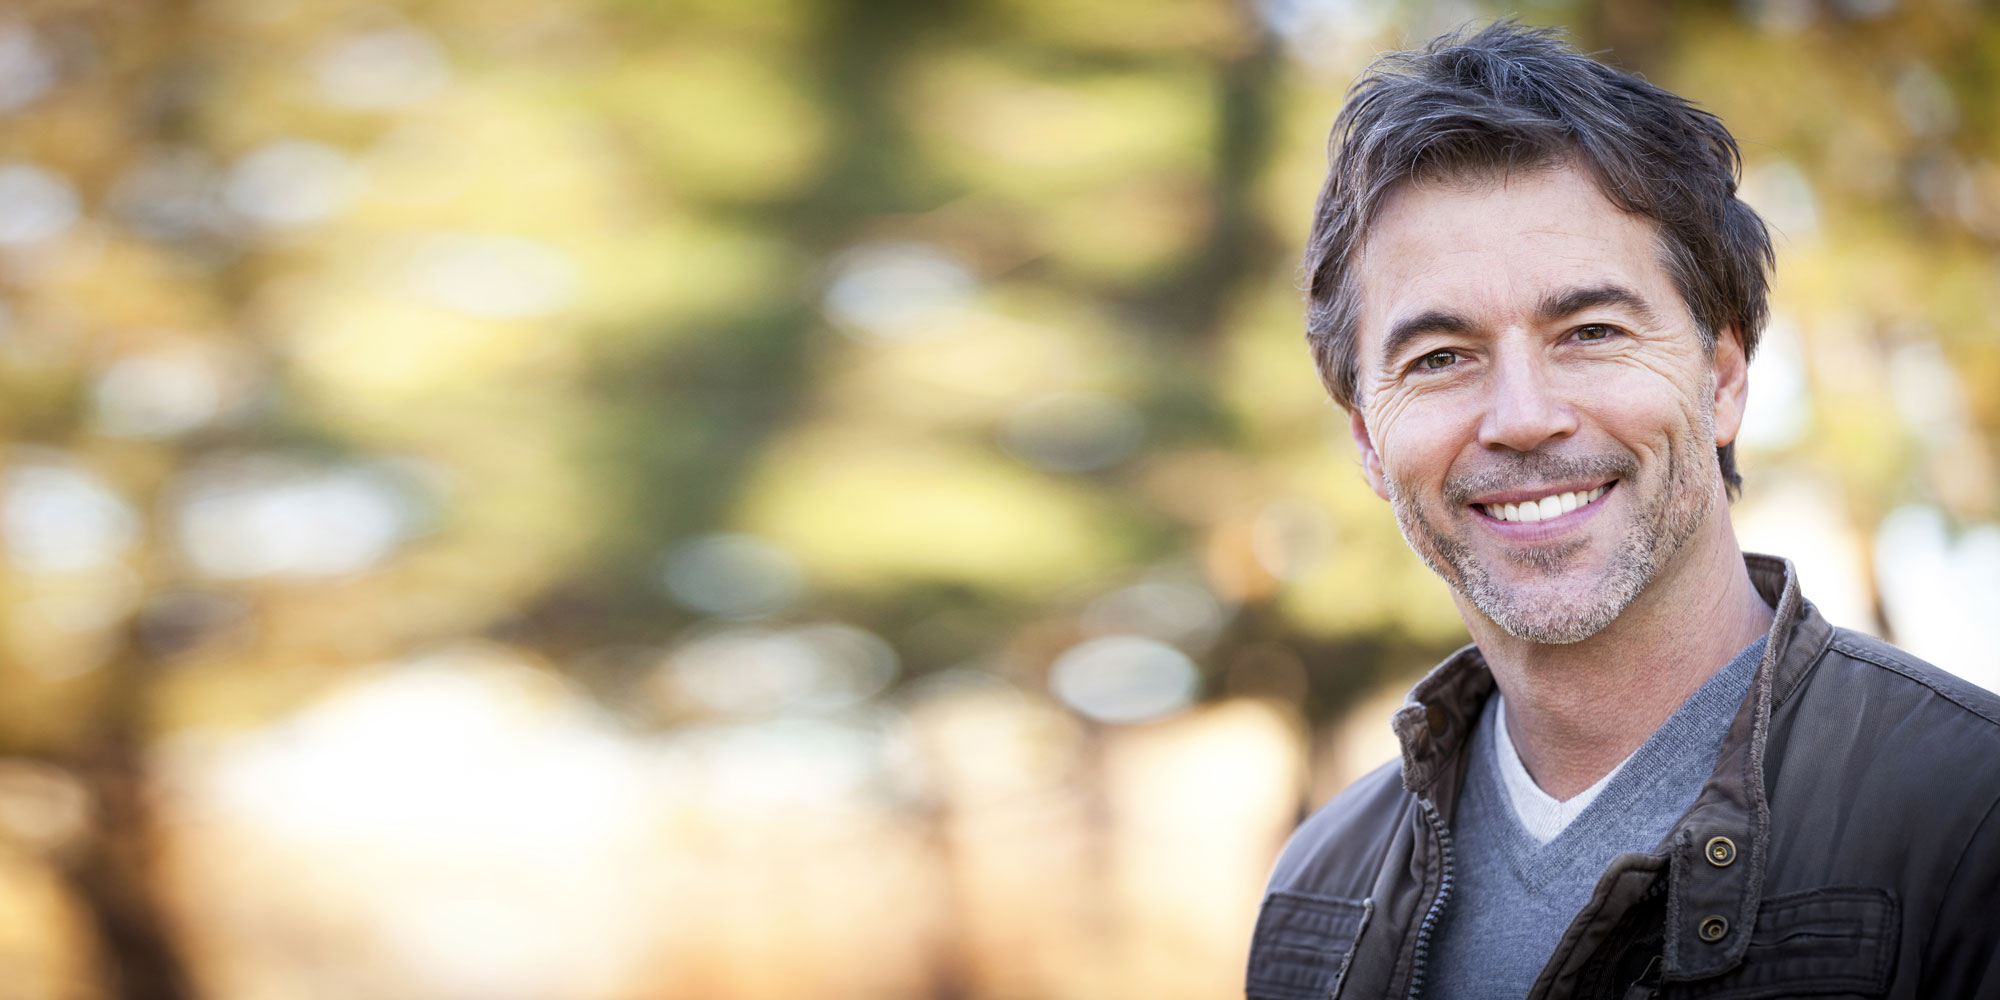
0 0 1993 749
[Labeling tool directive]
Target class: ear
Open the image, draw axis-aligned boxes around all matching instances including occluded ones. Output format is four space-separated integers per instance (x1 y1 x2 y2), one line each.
1710 324 1750 448
1349 406 1390 501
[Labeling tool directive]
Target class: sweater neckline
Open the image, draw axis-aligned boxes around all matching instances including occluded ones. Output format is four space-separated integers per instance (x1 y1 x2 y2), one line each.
1465 633 1767 891
1491 691 1631 844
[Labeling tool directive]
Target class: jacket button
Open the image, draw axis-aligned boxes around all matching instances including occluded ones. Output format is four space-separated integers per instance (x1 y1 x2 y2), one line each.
1698 915 1729 942
1425 704 1446 736
1704 836 1736 867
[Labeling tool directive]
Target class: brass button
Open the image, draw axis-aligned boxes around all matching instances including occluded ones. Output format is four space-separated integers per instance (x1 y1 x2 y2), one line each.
1698 915 1729 942
1705 836 1737 868
1425 704 1446 736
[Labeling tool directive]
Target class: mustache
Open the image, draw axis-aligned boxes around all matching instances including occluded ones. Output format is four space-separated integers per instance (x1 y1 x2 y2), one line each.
1441 451 1639 507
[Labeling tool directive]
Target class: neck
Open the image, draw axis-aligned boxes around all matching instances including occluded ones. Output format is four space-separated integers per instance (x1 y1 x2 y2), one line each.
1463 508 1774 801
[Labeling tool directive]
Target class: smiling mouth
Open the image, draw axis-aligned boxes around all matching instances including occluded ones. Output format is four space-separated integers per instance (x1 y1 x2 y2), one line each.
1474 482 1614 523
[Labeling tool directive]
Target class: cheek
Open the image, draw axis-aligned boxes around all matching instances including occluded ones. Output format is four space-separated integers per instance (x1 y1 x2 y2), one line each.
1373 397 1477 485
1561 366 1706 455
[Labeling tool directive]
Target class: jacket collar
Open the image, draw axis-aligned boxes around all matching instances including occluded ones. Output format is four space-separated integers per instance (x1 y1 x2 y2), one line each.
1390 553 1831 980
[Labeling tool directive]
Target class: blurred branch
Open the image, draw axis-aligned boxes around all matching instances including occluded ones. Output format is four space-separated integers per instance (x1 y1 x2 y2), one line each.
1154 6 1282 343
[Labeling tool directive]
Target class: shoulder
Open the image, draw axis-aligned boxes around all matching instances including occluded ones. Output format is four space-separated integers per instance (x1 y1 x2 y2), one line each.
1803 631 2000 976
1266 756 1411 897
1817 627 2000 731
1772 625 2000 826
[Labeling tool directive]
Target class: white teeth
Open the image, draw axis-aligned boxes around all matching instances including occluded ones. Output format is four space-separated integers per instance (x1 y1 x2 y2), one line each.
1481 484 1611 522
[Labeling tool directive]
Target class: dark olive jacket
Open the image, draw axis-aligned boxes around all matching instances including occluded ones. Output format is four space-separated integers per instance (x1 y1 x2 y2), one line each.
1248 554 2000 999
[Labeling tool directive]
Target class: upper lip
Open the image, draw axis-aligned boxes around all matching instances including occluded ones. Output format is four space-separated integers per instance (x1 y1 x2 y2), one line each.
1465 479 1616 506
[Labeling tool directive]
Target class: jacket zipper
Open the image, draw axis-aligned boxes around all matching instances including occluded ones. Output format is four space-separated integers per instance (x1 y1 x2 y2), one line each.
1404 796 1455 1000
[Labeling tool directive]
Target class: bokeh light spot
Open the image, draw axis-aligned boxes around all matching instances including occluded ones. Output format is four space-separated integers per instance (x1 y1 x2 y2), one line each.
659 533 803 618
223 140 356 228
1251 498 1335 582
1049 635 1200 724
92 351 225 439
173 457 413 578
662 622 897 718
823 242 975 341
0 164 78 245
312 28 451 111
0 27 58 112
398 233 577 319
1 456 137 574
1080 578 1223 649
1001 392 1145 473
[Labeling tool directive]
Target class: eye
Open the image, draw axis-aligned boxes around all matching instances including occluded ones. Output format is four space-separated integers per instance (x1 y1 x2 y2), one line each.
1574 323 1618 342
1414 349 1459 371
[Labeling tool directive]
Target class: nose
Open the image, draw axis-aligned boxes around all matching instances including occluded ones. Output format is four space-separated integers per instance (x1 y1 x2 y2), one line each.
1477 348 1579 453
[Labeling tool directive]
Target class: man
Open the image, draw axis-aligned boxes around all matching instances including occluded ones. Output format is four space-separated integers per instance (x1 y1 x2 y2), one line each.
1246 21 2000 1000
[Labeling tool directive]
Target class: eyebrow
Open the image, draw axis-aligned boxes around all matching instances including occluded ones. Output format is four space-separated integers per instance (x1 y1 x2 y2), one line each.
1378 310 1475 372
1538 283 1656 324
1376 282 1657 374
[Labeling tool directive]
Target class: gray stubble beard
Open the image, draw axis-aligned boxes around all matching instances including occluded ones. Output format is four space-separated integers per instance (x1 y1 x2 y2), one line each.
1384 413 1717 645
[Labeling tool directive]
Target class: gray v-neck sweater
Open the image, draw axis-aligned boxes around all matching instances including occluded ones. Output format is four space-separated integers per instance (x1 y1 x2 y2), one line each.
1420 635 1766 999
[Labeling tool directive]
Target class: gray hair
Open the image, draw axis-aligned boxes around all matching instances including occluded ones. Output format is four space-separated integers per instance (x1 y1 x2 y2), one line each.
1305 20 1773 496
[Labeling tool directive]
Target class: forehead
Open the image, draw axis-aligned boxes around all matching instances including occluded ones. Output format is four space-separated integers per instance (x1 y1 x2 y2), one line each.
1353 164 1676 341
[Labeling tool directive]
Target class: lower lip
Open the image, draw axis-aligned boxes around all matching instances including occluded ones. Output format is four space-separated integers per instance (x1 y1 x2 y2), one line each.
1471 484 1615 540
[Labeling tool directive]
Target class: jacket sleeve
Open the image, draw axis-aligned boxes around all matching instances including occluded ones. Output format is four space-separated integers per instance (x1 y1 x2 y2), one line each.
1922 792 2000 993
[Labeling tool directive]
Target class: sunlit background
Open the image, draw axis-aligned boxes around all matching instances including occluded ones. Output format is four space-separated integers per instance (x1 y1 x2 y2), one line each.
0 0 1995 997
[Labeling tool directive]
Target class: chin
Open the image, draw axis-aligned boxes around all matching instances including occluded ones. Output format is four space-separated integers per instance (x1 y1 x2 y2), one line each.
1394 496 1615 640
1459 547 1645 643
1475 580 1634 643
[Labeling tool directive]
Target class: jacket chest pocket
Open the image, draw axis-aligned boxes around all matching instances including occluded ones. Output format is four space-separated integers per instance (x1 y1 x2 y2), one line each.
1246 892 1371 1000
1672 887 1899 1000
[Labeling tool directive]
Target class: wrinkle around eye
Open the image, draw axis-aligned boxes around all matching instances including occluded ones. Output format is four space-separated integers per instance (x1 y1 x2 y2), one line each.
1364 378 1422 429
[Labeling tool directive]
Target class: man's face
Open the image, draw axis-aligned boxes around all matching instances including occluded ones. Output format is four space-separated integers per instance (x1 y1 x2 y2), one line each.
1347 163 1748 644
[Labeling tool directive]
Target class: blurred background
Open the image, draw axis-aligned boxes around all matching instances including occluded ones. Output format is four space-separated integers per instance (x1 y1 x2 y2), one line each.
0 0 1994 996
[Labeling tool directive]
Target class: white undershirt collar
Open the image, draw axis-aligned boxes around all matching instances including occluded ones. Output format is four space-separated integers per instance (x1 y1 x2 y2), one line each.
1492 692 1633 845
